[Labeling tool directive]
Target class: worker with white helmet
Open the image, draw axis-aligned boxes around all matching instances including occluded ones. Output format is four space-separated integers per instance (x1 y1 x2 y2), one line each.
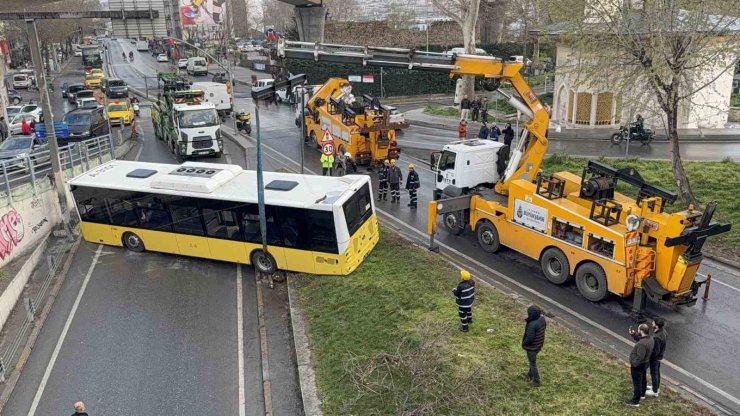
452 270 476 332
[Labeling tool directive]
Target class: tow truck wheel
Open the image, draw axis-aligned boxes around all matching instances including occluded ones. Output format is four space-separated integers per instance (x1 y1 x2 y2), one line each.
540 248 572 285
575 262 608 302
476 221 500 253
443 211 465 236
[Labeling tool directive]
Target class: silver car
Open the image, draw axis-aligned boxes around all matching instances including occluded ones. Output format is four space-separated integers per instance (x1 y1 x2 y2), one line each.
0 135 49 172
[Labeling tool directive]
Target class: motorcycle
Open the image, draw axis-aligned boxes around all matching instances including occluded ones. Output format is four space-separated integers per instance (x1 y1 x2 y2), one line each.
611 124 655 145
235 111 252 135
133 103 140 117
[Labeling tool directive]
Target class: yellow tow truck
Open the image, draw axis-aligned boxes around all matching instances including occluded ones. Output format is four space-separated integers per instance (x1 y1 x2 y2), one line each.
279 40 731 316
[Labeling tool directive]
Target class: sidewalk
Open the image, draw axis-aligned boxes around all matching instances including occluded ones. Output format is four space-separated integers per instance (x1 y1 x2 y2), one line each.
405 108 740 142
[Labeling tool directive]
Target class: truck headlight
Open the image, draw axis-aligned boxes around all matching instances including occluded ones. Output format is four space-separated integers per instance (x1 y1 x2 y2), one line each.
217 139 223 150
179 142 187 154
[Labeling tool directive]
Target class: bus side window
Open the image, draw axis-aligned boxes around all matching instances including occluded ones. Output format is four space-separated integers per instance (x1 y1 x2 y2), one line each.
276 207 308 249
73 186 109 223
201 200 242 240
240 204 280 245
169 197 206 235
107 190 139 227
134 194 172 232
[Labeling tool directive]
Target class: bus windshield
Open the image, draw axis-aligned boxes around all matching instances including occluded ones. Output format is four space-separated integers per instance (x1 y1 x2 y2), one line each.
177 109 218 128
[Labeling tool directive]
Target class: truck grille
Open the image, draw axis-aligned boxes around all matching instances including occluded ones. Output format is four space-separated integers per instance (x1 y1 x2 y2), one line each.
192 136 213 149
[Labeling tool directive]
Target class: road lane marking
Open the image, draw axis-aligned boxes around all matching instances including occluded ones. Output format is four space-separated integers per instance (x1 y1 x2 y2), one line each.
236 265 246 416
134 141 144 161
255 274 273 416
28 244 103 416
233 133 740 411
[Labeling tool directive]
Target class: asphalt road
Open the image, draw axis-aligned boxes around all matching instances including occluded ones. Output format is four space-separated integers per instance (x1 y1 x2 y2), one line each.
3 48 302 416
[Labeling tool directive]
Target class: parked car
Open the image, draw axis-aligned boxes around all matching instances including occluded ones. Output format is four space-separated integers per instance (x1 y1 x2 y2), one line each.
6 106 22 118
78 97 102 109
177 58 189 69
7 89 22 105
12 73 32 89
157 53 169 63
8 113 40 136
0 135 49 171
63 107 110 142
12 104 42 121
103 78 129 98
66 84 86 104
74 90 95 107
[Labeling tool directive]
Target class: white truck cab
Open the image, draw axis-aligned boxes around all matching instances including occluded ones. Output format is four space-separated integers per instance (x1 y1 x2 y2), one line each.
172 103 222 159
431 139 507 199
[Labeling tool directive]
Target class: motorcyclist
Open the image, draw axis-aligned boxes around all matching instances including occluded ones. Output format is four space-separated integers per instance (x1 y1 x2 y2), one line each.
129 51 134 61
632 114 645 136
122 52 126 61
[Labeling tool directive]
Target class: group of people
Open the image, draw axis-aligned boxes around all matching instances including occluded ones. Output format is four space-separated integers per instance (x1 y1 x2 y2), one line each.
454 271 667 402
458 119 515 144
377 159 420 208
319 146 356 177
459 94 489 123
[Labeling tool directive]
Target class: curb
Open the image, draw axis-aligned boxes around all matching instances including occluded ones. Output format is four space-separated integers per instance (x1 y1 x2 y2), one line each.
0 236 81 413
287 276 323 416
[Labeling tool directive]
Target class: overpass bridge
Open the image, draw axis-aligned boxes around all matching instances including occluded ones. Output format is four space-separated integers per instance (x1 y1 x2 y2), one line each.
275 0 327 42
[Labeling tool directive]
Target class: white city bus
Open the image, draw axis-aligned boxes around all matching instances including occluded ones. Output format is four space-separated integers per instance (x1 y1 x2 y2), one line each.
69 160 379 275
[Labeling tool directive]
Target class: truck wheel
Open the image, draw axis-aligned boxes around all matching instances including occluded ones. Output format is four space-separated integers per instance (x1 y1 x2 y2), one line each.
443 211 465 236
540 248 572 285
575 262 608 302
122 232 145 253
476 221 500 253
251 250 277 274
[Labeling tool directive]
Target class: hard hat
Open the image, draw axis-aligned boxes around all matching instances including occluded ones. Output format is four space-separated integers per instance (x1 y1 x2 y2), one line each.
408 163 415 169
391 159 397 165
460 270 471 280
345 152 352 159
384 159 390 165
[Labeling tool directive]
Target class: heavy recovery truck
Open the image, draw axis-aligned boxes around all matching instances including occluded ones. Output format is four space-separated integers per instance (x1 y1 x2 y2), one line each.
151 73 223 162
278 40 731 316
298 75 408 166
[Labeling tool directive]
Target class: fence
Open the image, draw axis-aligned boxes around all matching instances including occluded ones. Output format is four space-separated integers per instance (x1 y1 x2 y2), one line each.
0 134 117 208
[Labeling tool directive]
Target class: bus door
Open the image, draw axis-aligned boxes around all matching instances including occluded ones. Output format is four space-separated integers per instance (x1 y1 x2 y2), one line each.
169 199 211 258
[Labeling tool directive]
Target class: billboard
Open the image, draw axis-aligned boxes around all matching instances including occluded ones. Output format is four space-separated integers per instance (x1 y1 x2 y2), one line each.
109 0 168 38
180 0 225 28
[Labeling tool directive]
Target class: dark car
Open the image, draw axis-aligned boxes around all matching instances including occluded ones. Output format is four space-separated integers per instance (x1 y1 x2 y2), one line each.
7 89 22 105
104 78 129 98
212 72 227 84
62 107 110 144
66 84 86 104
74 90 95 107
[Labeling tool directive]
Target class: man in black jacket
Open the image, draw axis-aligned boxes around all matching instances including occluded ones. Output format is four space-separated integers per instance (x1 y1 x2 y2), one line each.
452 270 475 332
377 160 389 201
460 95 471 121
405 164 420 209
627 324 654 407
646 318 667 397
388 159 403 203
522 305 547 387
502 123 515 146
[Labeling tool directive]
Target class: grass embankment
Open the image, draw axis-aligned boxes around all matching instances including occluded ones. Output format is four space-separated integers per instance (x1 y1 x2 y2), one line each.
296 229 708 415
542 154 739 261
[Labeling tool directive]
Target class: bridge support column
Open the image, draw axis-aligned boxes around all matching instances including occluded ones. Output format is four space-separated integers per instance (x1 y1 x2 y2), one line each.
294 5 327 42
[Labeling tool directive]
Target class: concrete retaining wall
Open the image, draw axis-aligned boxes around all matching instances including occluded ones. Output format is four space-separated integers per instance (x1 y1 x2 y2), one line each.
0 190 62 269
0 235 48 331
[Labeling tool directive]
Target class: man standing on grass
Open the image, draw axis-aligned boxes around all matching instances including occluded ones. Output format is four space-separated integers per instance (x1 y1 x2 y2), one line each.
627 324 654 407
647 318 667 398
522 305 547 387
452 270 475 332
460 95 471 121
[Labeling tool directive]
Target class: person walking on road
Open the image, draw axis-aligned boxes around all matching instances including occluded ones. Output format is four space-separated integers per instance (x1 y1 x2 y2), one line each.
453 270 475 332
522 305 547 387
378 159 390 201
388 159 403 203
458 119 468 139
627 324 654 407
405 163 420 209
503 123 515 146
320 152 334 176
478 122 490 140
646 318 667 397
0 117 8 141
72 401 89 416
460 95 471 121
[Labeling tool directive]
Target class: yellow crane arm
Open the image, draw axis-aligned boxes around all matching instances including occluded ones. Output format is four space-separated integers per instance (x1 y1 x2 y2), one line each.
278 40 550 193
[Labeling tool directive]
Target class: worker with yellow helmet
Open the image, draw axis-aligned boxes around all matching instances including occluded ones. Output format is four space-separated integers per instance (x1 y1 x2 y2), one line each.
387 158 403 203
405 163 420 209
452 270 476 332
377 159 390 201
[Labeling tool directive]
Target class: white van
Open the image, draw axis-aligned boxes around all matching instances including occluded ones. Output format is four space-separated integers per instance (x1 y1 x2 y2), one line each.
186 57 208 76
253 78 274 88
192 81 232 116
13 74 31 89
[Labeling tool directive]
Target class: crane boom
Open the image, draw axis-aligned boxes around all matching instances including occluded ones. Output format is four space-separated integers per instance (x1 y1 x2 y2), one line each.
278 40 550 193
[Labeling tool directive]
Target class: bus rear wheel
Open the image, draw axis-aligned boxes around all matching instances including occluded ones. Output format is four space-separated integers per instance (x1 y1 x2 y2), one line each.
540 248 571 285
575 262 608 302
122 232 145 253
251 250 277 274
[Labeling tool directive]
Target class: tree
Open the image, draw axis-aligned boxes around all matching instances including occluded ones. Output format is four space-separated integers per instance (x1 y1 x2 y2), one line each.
430 0 482 98
550 0 740 204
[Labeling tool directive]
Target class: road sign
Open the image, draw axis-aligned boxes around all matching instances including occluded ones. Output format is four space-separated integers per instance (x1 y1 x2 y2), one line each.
322 128 333 143
322 142 335 156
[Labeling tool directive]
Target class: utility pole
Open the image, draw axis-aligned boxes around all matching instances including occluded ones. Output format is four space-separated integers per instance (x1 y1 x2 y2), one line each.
27 19 73 235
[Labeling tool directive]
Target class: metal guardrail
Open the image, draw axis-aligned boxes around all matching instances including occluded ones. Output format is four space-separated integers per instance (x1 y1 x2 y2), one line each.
0 134 117 206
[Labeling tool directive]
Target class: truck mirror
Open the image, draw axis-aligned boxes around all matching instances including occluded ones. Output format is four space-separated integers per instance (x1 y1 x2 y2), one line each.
430 152 440 171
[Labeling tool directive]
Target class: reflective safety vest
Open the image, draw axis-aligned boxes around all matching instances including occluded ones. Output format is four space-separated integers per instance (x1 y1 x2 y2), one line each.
320 154 334 168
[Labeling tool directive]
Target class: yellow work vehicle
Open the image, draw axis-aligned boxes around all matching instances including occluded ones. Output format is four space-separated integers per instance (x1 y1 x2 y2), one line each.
279 40 730 316
301 77 408 166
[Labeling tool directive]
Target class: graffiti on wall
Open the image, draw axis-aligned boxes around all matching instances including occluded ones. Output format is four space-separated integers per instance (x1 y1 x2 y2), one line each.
0 210 24 260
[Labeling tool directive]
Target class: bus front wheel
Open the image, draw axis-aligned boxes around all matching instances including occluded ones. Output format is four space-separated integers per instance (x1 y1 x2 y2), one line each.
122 232 145 253
251 250 277 274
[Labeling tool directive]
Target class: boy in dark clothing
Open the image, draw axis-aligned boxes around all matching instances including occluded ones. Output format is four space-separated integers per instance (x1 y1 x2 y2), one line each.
627 324 654 407
646 318 667 397
452 270 475 332
522 305 547 387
